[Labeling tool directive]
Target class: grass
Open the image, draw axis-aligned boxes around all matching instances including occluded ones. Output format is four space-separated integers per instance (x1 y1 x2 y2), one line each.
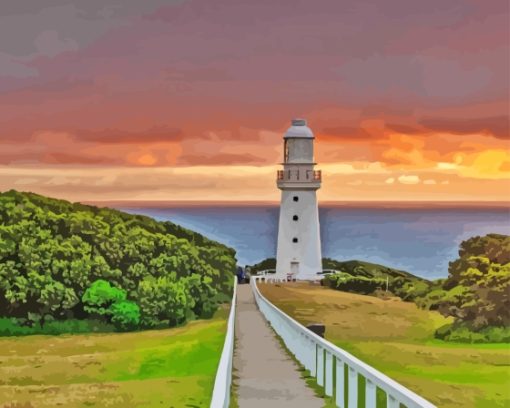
0 308 228 408
259 282 510 408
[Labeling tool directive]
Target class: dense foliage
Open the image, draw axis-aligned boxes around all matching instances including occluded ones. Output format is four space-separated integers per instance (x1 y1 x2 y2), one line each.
323 273 386 294
0 190 236 332
430 234 510 341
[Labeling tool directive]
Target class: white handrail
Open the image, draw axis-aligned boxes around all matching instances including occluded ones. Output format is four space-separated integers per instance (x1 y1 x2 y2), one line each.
251 278 436 408
210 278 237 408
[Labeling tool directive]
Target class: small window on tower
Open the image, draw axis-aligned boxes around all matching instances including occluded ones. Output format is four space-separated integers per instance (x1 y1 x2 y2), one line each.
292 237 298 243
293 215 299 221
293 196 299 202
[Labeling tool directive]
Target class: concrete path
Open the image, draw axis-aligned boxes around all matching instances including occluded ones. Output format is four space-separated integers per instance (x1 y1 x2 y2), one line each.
232 284 323 408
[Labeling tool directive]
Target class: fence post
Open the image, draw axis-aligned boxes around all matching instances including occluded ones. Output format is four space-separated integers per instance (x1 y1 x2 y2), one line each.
310 340 317 377
348 366 358 408
387 395 400 408
325 350 333 396
366 379 376 408
336 358 345 408
317 346 324 386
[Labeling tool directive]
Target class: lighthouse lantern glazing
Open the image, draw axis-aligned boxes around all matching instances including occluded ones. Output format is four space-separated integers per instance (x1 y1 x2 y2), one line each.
275 119 322 280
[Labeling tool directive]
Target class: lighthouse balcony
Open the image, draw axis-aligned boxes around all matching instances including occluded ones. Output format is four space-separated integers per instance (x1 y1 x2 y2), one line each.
276 169 321 189
277 169 321 181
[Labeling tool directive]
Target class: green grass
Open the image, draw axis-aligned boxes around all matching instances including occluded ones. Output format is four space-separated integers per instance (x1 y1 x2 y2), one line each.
0 309 228 408
259 282 510 408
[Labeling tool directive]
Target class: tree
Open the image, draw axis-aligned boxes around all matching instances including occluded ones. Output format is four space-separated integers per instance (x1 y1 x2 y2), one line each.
437 234 510 329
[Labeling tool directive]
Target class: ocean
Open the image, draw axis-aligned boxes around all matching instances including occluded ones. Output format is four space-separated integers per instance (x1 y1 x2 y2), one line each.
118 205 510 280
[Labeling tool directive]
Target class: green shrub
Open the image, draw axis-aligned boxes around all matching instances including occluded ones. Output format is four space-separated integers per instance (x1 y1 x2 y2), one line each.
434 323 510 343
391 280 431 301
415 288 448 310
110 300 140 331
481 326 510 343
434 323 453 340
325 273 385 294
82 280 127 316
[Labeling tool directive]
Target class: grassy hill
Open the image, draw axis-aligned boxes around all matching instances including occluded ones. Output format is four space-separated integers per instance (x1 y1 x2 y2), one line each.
250 257 433 301
321 258 429 282
259 283 509 408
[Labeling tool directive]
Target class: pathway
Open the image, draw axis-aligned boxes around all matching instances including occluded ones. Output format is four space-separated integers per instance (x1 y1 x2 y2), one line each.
232 284 323 408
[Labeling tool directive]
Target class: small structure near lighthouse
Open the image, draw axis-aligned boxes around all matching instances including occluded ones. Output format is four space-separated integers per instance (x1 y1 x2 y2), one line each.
275 119 322 280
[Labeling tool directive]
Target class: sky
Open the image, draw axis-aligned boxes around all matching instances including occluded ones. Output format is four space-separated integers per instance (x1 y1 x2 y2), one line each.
0 0 509 202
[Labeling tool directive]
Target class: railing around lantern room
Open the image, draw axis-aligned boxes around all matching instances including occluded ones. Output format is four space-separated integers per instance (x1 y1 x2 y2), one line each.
277 169 321 182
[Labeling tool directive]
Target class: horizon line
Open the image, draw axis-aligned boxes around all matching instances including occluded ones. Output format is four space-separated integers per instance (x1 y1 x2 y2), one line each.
84 199 510 209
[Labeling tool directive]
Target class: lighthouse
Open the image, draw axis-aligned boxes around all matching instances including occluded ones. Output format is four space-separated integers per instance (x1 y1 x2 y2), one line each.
275 119 322 281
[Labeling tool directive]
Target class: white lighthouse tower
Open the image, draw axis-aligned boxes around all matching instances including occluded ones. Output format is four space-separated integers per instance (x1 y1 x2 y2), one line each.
275 119 322 281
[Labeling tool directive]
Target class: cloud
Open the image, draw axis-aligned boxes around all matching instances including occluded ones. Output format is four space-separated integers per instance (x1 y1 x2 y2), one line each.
0 52 38 78
420 116 509 139
398 175 420 184
178 152 269 166
320 127 374 140
436 162 458 170
34 30 78 57
75 126 183 144
423 179 437 185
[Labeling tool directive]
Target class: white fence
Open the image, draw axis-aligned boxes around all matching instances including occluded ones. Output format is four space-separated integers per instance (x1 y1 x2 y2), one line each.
251 278 436 408
210 279 237 408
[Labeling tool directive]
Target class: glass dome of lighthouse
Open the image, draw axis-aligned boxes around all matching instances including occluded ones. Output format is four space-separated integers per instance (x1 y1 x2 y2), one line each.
284 118 314 139
283 119 315 163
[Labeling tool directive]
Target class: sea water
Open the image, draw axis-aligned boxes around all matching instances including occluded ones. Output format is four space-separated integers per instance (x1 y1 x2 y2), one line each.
119 205 509 279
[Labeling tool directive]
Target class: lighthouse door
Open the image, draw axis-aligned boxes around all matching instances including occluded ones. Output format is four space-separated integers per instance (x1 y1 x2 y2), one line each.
290 262 299 280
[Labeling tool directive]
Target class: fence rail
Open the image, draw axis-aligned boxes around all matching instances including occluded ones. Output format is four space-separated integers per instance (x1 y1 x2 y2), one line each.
251 278 436 408
210 279 237 408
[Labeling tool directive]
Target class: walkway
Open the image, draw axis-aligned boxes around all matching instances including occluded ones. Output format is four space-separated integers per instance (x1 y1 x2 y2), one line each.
232 284 323 408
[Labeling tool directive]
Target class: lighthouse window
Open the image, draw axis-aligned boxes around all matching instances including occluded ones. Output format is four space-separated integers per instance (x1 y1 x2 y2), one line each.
293 215 299 221
292 237 298 243
293 196 299 202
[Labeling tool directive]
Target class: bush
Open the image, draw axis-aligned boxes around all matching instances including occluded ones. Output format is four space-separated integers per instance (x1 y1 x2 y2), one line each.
415 288 448 310
324 273 385 294
82 280 126 316
110 300 140 331
434 323 510 343
482 326 510 343
0 317 113 336
391 280 431 301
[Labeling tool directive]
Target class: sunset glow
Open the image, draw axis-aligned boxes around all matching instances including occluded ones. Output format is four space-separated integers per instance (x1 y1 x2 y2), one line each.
0 1 508 202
